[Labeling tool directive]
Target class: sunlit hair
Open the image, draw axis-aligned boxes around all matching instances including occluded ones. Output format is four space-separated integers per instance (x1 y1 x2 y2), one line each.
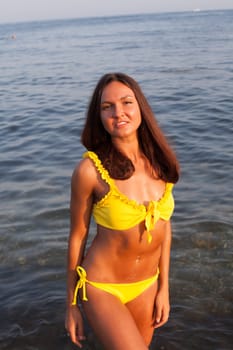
81 72 179 182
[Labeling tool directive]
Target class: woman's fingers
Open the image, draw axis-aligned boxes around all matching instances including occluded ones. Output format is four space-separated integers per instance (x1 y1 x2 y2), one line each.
153 305 169 328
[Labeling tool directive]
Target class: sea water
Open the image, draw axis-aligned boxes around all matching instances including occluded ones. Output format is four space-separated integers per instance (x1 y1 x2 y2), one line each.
0 10 232 350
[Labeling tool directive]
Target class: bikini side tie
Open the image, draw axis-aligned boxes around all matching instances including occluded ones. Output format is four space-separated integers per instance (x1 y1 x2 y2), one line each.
72 266 88 305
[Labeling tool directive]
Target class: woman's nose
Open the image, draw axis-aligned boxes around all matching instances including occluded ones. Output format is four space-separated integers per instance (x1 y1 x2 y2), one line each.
112 103 123 118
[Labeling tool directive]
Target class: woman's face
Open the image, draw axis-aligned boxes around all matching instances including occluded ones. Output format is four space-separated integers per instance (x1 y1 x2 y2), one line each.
100 81 142 139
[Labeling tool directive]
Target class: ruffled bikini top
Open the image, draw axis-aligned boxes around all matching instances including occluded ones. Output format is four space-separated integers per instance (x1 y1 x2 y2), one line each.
84 151 175 243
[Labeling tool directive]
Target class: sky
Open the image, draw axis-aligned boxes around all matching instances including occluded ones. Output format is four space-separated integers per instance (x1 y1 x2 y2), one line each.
1 0 233 24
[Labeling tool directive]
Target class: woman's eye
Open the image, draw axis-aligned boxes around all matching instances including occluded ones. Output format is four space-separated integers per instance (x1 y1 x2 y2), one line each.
101 105 111 110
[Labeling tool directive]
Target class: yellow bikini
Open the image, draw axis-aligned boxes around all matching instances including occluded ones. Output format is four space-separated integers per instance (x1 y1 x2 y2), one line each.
72 266 159 305
72 151 175 305
85 151 175 244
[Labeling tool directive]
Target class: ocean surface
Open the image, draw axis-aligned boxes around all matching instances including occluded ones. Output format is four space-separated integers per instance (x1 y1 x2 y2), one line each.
0 9 232 350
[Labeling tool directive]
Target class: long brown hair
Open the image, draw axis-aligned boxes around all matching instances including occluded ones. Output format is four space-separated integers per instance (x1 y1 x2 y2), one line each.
81 73 179 182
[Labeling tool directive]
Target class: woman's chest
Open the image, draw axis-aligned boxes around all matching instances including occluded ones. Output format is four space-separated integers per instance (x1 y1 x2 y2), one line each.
114 173 165 205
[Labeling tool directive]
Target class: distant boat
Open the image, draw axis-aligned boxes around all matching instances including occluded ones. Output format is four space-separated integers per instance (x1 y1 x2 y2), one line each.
193 8 201 12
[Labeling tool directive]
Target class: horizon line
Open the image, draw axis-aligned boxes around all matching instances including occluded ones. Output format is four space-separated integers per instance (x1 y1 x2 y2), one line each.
0 7 232 26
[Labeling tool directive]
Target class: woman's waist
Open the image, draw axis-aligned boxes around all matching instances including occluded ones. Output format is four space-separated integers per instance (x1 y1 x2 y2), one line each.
81 247 160 283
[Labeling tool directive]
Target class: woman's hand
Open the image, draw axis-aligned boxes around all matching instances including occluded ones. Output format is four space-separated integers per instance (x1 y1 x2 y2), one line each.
153 288 170 329
65 305 86 348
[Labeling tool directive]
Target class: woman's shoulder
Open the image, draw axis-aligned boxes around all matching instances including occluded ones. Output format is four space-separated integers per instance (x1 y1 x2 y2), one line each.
71 156 98 190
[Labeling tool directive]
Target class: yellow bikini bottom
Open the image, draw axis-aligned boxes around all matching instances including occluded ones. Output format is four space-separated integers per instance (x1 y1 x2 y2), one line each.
72 266 159 305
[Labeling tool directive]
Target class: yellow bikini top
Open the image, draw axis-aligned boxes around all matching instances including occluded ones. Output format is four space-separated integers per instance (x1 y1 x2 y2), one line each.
84 151 175 243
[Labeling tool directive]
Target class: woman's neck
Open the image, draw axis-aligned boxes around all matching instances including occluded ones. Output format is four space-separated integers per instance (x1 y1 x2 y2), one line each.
111 137 142 163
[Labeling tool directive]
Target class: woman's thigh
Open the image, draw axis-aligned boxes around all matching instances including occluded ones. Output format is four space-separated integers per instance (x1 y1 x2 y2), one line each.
82 284 148 350
126 281 158 346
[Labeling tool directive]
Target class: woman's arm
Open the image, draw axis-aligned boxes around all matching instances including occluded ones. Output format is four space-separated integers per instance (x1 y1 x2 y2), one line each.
65 159 95 347
153 220 172 328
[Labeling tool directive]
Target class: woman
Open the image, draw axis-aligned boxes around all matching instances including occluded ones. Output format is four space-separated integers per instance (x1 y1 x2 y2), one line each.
65 73 179 349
